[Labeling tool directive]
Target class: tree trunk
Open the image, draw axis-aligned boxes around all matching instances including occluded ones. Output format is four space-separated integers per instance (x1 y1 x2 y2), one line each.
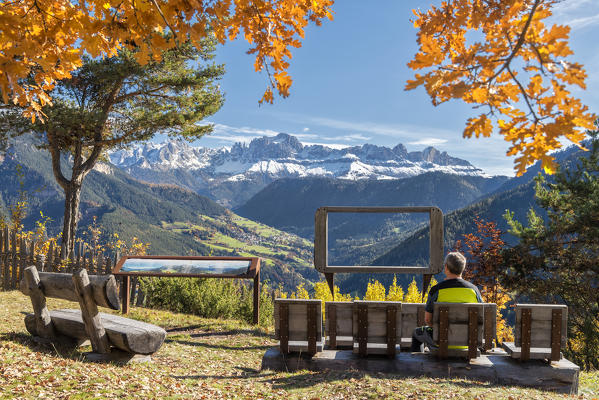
61 182 83 261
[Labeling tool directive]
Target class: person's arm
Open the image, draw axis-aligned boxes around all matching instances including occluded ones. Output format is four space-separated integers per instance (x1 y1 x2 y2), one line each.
425 311 432 326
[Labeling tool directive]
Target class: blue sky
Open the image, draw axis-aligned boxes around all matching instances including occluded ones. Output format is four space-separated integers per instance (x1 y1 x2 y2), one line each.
192 0 599 176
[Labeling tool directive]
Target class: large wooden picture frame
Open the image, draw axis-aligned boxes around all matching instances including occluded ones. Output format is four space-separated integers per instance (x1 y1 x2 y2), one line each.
314 206 443 275
113 256 261 324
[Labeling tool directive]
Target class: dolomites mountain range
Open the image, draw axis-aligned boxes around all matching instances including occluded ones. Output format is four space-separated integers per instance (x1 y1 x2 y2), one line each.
109 133 494 207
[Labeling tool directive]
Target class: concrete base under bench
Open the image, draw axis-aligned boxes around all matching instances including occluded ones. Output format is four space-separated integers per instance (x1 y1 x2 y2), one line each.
261 348 579 394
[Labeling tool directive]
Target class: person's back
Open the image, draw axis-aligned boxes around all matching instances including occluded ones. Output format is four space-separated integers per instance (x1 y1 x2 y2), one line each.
411 251 482 352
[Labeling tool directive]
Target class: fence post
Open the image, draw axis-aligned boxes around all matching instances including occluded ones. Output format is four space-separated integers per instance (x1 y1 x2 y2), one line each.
3 227 9 291
0 228 5 291
11 230 17 290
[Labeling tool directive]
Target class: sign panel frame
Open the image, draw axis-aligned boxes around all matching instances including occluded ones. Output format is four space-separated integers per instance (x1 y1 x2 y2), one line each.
314 206 443 275
113 255 261 324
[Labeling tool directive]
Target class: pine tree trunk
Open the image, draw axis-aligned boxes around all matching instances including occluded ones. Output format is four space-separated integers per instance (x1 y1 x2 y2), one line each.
61 182 83 261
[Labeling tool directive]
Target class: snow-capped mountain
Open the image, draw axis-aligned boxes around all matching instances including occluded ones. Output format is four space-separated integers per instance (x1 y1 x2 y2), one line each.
109 133 493 207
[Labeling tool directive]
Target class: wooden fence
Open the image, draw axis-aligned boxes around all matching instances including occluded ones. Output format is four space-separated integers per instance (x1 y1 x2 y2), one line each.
0 227 144 307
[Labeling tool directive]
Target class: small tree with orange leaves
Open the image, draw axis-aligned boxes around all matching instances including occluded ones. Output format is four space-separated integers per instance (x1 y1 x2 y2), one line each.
456 216 513 344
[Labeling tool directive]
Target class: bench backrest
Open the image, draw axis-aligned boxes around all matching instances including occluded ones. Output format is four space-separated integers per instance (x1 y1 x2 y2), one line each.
352 300 402 357
20 270 120 310
433 302 487 359
515 304 567 361
325 301 353 348
274 299 323 355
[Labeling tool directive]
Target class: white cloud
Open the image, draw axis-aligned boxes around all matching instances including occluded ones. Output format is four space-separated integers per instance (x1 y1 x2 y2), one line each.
565 13 599 29
407 138 449 146
303 127 310 132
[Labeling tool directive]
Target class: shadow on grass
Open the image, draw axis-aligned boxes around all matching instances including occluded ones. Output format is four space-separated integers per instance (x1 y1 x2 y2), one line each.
171 366 276 381
166 326 272 339
0 331 85 360
164 337 272 351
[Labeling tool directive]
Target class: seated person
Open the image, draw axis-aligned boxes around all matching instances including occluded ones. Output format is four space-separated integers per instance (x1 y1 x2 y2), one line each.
411 251 483 352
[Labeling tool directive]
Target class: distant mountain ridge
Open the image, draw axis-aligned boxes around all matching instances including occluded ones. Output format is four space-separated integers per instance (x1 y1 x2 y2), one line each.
109 133 496 207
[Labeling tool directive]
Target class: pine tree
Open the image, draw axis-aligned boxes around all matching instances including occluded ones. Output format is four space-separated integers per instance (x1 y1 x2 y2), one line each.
502 128 599 369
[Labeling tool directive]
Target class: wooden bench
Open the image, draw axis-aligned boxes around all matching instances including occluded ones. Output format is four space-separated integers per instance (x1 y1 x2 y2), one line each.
502 304 567 362
352 300 402 357
432 302 496 360
274 299 323 355
20 266 166 358
325 301 353 349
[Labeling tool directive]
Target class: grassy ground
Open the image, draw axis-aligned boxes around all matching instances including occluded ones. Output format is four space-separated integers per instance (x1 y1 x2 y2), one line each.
1 291 597 399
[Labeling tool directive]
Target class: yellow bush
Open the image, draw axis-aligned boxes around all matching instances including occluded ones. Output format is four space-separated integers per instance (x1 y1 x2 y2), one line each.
404 278 422 303
386 276 404 301
364 280 386 301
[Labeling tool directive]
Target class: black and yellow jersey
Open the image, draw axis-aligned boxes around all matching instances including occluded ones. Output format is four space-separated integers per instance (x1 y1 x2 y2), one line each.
424 278 483 313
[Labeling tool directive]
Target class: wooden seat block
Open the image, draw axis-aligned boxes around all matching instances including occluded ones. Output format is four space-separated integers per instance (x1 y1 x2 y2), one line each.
25 309 166 354
325 301 353 348
507 304 567 361
352 301 402 356
400 303 426 349
274 299 323 355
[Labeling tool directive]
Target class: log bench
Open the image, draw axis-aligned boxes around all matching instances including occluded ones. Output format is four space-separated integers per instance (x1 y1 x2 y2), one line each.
502 304 567 362
274 299 323 355
325 301 353 349
352 300 403 357
20 266 166 360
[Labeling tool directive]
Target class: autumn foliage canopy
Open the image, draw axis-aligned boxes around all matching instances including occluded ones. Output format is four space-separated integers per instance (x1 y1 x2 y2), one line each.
407 0 596 175
0 0 334 120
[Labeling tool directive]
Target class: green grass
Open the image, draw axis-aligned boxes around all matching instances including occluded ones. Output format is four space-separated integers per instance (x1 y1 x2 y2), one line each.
1 291 597 399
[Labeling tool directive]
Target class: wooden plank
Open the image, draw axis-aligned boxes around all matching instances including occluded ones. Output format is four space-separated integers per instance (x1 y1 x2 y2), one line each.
551 309 562 362
47 241 54 272
357 303 368 357
438 306 449 359
2 227 9 291
314 207 328 273
401 303 425 339
25 309 166 354
386 306 396 358
328 304 337 349
23 266 55 338
130 276 138 306
307 303 317 355
11 230 17 289
252 272 259 325
72 269 110 354
520 308 531 361
279 303 289 354
468 307 479 361
515 304 568 348
20 271 121 310
18 237 26 288
484 304 496 351
122 275 130 314
429 206 444 274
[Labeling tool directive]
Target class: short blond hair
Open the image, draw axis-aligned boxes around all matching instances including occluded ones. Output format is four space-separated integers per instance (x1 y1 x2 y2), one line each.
444 252 466 275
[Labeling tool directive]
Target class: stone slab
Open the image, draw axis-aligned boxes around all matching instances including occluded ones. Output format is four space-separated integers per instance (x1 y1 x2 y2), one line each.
261 348 579 394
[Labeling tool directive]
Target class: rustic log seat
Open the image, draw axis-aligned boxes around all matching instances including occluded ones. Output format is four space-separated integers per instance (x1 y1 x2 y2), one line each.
431 302 496 360
502 304 567 362
20 266 166 357
274 299 323 355
325 301 353 349
352 300 403 357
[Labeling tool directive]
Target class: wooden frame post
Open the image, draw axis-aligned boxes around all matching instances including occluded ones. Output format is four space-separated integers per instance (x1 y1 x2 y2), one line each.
357 303 368 357
122 275 130 315
520 308 532 362
253 271 260 325
422 274 432 302
279 303 289 354
325 273 334 298
328 304 337 349
307 303 317 356
468 307 479 361
72 269 111 354
438 306 449 359
551 308 562 362
386 306 397 358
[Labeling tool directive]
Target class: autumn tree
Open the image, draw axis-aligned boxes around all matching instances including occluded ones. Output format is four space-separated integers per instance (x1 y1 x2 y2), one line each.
455 216 513 344
0 41 224 259
0 0 334 121
501 129 599 369
407 0 596 175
